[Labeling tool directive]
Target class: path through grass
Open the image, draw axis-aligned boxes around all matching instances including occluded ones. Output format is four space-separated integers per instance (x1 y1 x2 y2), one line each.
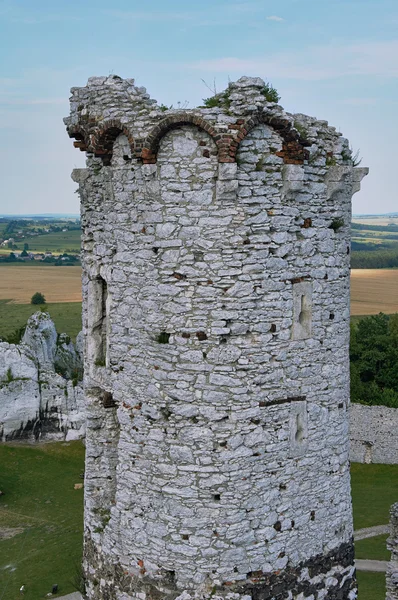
0 442 85 599
351 463 398 599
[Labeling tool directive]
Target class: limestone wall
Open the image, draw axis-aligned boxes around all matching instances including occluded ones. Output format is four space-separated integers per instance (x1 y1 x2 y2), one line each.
387 503 398 600
0 312 85 442
350 404 398 464
66 75 367 600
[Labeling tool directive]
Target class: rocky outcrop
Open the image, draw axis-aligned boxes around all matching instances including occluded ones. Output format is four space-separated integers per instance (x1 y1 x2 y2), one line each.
0 312 85 442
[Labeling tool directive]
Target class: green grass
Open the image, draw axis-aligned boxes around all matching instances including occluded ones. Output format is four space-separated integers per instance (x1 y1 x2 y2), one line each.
351 464 397 599
357 571 386 600
0 300 82 342
351 463 398 530
355 534 390 561
0 442 85 600
14 230 81 254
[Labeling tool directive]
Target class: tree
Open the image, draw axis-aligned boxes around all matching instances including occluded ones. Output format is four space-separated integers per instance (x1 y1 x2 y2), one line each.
31 292 46 305
350 313 398 407
20 249 28 257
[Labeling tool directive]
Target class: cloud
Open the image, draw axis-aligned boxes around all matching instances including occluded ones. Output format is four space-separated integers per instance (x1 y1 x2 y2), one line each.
267 16 284 22
188 40 398 80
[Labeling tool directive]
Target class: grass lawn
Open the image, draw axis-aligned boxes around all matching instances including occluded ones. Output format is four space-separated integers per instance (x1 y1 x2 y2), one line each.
351 463 397 599
357 571 386 600
0 442 85 600
355 534 390 561
351 463 398 530
0 300 82 341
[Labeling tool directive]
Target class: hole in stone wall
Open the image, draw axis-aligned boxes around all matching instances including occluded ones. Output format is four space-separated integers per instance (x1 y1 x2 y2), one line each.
295 413 304 443
196 331 208 341
157 332 171 344
164 570 176 584
298 295 307 326
213 494 221 501
89 276 108 367
102 391 117 408
291 282 312 341
329 313 335 320
289 400 308 457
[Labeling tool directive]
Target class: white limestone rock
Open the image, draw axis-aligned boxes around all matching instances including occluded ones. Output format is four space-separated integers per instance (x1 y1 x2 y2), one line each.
0 312 85 442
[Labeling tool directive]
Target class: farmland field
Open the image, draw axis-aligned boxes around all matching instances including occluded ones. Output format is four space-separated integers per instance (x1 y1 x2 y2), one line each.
0 264 82 304
351 269 398 315
0 229 81 255
352 216 398 227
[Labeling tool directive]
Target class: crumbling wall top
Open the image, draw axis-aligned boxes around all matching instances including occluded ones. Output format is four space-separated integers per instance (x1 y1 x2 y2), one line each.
65 75 356 168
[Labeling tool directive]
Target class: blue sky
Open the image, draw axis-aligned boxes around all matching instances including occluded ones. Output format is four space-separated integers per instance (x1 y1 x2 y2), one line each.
0 0 397 215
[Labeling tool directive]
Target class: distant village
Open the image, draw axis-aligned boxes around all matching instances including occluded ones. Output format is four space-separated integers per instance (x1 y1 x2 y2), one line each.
0 217 81 265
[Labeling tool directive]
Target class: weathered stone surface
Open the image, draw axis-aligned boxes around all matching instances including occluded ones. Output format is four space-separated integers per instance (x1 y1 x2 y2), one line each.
350 404 398 464
0 312 85 442
66 75 367 599
387 503 398 600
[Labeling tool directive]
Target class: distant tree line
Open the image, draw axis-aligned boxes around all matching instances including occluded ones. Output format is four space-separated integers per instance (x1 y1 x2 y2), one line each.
352 222 398 232
351 313 398 408
0 252 80 265
351 246 398 269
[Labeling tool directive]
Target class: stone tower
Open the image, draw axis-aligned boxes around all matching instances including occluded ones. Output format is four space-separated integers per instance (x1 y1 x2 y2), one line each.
65 75 367 600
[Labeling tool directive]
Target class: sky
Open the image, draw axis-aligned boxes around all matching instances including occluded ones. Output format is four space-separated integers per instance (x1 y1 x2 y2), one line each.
0 0 397 216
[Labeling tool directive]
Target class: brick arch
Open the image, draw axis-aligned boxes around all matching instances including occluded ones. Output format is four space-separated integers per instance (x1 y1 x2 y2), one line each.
231 115 310 165
68 125 89 152
140 114 222 164
90 120 135 165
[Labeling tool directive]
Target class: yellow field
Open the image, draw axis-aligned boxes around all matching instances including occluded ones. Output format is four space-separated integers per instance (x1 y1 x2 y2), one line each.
352 217 398 226
0 265 82 304
0 265 396 315
351 269 398 315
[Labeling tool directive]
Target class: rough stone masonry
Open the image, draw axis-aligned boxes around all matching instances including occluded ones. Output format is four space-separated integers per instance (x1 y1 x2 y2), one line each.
65 75 368 600
387 503 398 600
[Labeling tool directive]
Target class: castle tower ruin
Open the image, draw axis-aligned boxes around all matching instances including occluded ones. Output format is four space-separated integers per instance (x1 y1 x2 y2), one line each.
65 75 367 600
